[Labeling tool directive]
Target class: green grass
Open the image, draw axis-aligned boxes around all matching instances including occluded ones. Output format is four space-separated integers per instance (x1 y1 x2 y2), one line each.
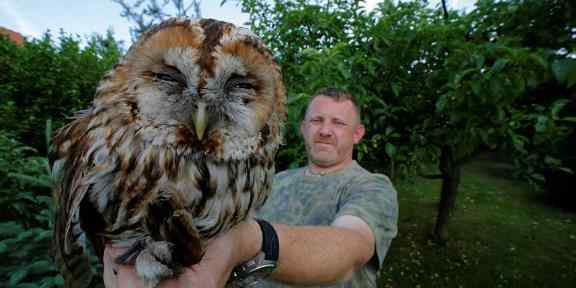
378 156 576 288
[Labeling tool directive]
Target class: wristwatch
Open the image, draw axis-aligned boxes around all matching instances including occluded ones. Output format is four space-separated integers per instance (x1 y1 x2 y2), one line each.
229 219 279 287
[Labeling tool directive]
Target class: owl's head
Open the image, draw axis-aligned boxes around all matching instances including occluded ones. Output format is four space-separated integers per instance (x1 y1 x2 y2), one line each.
95 18 286 161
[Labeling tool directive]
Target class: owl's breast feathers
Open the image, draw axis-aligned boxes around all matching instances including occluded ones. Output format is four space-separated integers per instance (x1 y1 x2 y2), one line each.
52 102 277 286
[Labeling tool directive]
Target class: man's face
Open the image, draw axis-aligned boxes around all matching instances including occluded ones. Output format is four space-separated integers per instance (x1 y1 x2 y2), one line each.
300 96 365 169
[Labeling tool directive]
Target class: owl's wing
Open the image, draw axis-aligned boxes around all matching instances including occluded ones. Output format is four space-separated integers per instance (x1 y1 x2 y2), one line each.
51 119 105 288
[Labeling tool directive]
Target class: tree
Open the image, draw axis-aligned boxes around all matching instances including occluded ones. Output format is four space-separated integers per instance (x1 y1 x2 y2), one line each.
235 0 575 240
0 31 123 151
112 0 203 41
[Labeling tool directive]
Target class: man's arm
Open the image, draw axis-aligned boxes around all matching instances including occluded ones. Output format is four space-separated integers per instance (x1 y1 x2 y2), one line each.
103 216 374 287
269 215 375 285
228 215 375 286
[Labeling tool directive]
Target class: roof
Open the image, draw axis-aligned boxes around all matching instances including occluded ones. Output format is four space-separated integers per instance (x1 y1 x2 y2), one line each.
0 27 25 45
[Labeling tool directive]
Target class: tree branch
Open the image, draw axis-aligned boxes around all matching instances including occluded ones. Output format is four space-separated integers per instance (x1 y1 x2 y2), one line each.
441 0 449 20
111 0 203 40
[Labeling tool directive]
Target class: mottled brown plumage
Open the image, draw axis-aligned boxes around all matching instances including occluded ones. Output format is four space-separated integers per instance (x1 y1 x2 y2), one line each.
51 18 286 288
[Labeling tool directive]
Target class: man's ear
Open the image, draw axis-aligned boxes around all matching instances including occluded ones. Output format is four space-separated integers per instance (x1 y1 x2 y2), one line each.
353 124 365 144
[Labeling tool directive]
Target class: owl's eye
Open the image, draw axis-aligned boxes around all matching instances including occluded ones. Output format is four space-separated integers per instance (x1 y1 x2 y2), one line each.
225 75 256 104
226 75 255 91
152 72 178 83
232 82 254 90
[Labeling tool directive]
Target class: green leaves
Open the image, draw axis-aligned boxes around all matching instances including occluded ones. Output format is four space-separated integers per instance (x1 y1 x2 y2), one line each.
0 133 63 286
385 143 397 158
436 94 450 112
506 97 575 188
552 59 576 88
0 31 122 151
491 58 510 73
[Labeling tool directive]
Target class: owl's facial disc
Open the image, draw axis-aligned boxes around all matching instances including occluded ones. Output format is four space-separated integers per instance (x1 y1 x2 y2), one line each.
119 20 284 160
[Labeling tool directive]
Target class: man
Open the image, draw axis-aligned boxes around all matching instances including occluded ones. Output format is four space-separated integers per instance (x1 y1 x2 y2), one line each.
105 87 398 287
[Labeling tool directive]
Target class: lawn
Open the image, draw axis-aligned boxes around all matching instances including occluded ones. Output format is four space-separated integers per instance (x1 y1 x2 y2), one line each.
378 155 576 288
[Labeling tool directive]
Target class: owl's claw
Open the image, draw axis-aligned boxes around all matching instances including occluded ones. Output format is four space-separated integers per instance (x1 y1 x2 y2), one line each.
135 241 176 288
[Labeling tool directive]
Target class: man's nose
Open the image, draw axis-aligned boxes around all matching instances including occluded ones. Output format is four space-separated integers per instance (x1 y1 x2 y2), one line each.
318 123 333 137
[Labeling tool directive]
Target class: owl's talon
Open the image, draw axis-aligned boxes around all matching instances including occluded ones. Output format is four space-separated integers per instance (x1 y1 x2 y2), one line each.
135 241 175 288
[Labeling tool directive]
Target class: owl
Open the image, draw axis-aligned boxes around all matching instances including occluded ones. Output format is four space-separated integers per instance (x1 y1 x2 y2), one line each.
51 18 286 288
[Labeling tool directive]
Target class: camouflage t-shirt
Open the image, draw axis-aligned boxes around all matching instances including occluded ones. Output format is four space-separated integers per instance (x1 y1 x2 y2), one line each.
256 161 398 288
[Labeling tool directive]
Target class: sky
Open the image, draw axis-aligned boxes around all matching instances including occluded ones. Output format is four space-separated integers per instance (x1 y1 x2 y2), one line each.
0 0 250 45
0 0 476 46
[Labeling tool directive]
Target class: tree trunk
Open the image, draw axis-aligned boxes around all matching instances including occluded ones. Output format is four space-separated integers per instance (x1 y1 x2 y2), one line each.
433 144 461 241
441 0 449 19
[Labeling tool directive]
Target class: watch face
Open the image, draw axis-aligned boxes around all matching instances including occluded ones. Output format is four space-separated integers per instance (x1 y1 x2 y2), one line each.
231 252 277 283
248 262 277 276
232 276 265 288
230 262 277 288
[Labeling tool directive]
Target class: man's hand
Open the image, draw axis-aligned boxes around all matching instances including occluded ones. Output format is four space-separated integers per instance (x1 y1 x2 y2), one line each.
103 220 261 288
104 245 222 288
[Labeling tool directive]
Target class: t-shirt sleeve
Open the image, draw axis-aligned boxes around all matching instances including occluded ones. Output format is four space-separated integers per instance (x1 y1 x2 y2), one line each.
335 173 398 268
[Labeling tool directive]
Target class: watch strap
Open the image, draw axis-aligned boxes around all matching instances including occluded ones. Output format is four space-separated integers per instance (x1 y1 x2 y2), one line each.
256 219 279 262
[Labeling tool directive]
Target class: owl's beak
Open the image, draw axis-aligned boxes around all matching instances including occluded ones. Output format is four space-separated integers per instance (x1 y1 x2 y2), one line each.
194 102 207 140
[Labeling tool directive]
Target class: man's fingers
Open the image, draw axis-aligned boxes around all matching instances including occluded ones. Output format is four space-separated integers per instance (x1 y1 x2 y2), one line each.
103 246 119 288
104 245 145 288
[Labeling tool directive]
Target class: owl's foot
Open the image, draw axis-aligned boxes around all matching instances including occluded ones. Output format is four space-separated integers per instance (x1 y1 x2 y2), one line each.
135 241 176 288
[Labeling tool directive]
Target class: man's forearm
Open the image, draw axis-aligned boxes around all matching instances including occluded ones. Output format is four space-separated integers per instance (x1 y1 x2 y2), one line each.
225 218 374 286
268 223 373 285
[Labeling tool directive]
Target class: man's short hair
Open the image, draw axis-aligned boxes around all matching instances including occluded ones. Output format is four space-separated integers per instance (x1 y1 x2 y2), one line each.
309 87 362 123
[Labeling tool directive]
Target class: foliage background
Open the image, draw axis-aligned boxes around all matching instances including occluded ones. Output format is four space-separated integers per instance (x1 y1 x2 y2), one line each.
0 0 574 286
0 32 121 286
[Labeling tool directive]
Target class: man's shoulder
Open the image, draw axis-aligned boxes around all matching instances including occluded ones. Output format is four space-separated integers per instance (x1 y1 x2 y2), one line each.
273 166 305 183
348 162 393 185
